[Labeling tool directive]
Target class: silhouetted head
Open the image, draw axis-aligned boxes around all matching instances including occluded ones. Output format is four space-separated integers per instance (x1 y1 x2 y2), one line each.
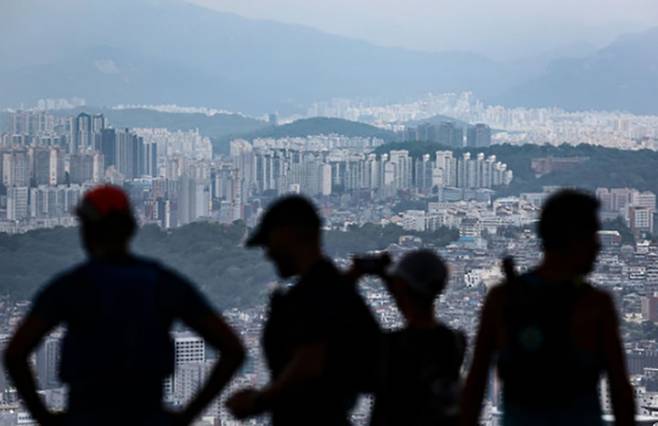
246 195 323 279
388 249 447 323
538 190 601 275
76 185 136 258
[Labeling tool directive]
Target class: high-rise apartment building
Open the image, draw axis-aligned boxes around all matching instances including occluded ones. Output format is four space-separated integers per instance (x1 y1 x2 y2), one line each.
438 122 464 148
405 122 464 148
414 154 434 193
113 128 148 179
165 332 206 402
286 158 332 196
387 150 413 191
629 206 654 235
70 113 92 153
31 147 64 186
230 139 256 202
36 336 62 390
29 185 84 219
642 293 658 323
69 152 104 184
2 150 30 187
633 191 657 212
467 124 492 148
100 128 117 167
6 186 29 221
177 175 211 226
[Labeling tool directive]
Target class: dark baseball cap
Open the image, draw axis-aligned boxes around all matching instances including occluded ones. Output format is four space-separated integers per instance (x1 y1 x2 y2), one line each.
390 249 448 298
246 195 322 247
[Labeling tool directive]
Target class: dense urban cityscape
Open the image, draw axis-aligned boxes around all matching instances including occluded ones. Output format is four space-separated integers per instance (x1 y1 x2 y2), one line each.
308 92 658 150
4 0 658 422
0 91 657 425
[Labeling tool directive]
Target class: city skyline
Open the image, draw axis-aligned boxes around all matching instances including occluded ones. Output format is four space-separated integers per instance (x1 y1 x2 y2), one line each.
2 104 658 425
2 1 658 424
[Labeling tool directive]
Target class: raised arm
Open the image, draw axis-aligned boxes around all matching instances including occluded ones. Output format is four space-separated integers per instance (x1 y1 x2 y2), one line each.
4 314 60 426
345 253 391 286
600 293 635 426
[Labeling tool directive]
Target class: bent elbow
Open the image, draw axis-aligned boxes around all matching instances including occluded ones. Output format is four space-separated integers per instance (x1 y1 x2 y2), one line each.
226 340 246 369
234 345 247 367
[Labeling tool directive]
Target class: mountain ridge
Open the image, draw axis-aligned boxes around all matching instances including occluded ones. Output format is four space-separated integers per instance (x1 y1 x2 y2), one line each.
497 26 658 114
0 0 511 114
212 117 397 153
236 117 396 140
2 0 657 114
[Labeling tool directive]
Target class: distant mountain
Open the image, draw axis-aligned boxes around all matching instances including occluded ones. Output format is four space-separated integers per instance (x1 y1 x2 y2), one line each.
3 0 654 115
0 0 513 115
239 117 396 141
498 27 658 114
508 42 599 83
209 117 396 153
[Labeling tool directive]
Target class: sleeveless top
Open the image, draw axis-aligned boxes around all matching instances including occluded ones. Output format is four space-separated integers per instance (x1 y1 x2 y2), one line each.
497 272 604 426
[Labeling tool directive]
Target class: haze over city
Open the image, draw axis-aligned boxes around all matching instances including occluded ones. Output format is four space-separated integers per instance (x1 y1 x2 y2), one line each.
2 0 658 114
3 1 658 425
192 0 658 59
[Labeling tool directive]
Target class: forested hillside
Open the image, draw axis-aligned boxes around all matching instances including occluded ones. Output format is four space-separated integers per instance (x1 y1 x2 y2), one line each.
0 221 458 308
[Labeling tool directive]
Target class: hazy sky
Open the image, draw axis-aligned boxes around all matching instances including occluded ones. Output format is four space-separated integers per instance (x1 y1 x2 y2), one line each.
190 0 658 59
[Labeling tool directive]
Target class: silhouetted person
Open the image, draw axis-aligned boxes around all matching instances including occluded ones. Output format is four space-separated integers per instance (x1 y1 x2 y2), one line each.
461 190 635 426
351 250 465 426
226 195 380 425
4 185 245 426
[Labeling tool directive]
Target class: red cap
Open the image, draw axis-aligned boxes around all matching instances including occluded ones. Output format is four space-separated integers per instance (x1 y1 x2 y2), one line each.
78 185 131 220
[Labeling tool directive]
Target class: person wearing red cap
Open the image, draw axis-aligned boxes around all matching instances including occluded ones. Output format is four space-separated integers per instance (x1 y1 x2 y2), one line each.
75 185 137 258
4 185 245 426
